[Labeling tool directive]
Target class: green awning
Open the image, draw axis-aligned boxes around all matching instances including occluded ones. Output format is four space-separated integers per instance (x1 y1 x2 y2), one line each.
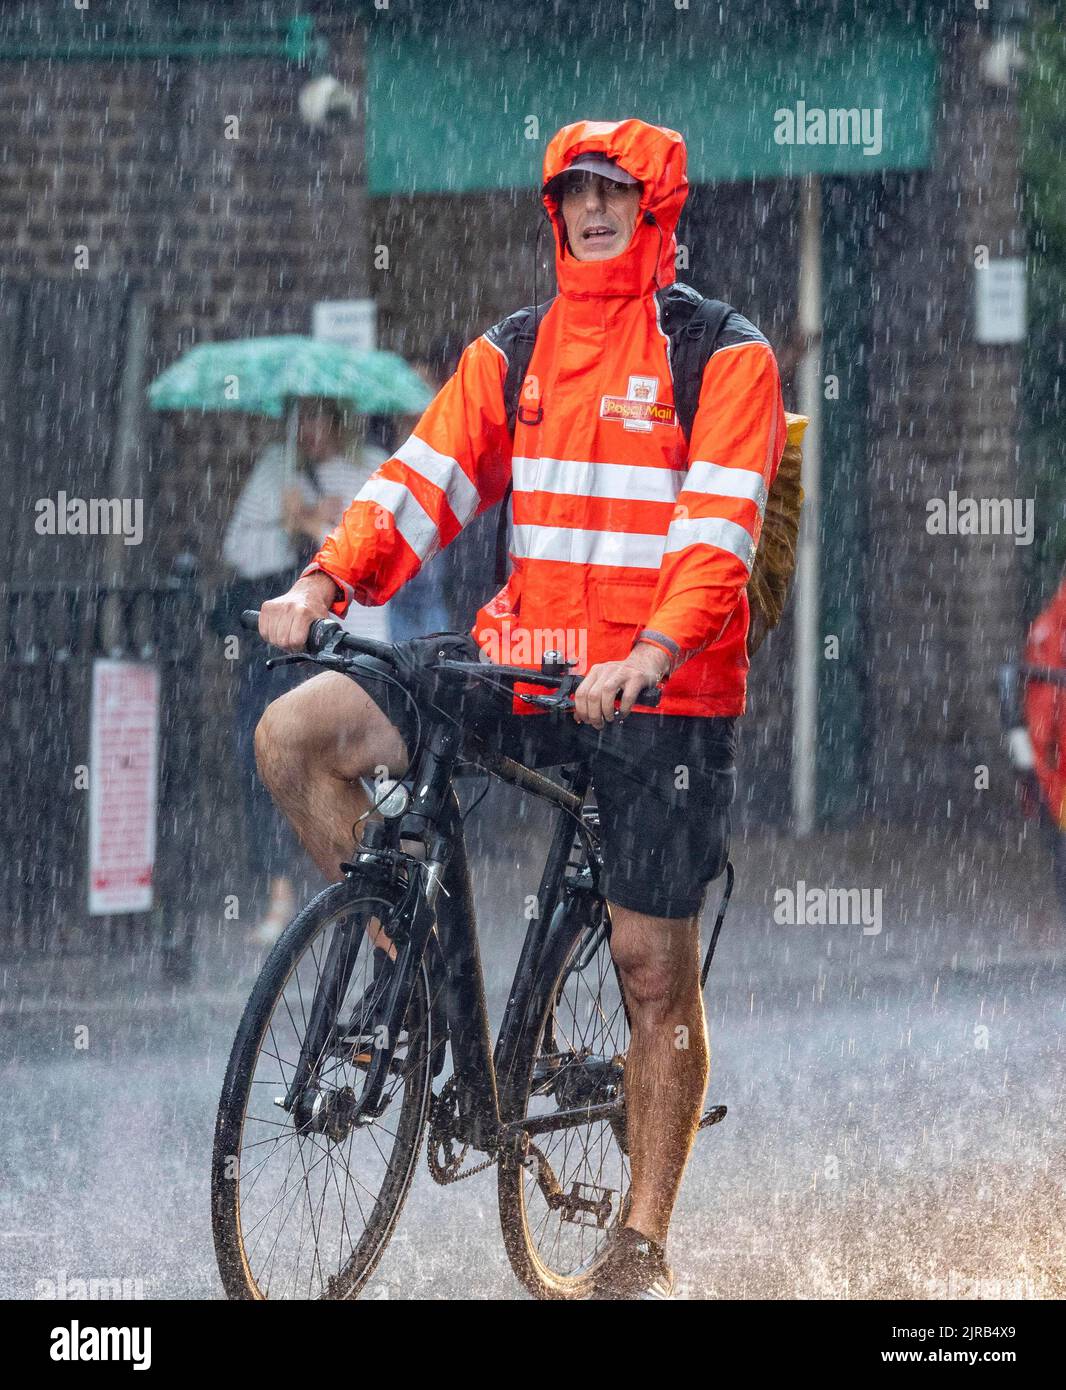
368 17 936 194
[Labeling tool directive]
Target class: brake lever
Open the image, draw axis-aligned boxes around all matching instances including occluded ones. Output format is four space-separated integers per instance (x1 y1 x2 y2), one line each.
517 673 580 711
519 691 575 711
265 653 314 670
264 623 349 670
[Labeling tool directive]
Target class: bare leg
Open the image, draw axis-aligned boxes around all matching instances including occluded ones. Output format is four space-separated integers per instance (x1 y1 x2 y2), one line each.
607 904 707 1247
254 671 408 882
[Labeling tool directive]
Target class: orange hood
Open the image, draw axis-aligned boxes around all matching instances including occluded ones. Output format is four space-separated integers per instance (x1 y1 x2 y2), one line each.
541 118 689 300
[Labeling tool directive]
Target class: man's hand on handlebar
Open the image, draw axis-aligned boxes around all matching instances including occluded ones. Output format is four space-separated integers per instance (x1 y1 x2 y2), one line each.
258 572 340 652
573 642 669 729
246 598 665 718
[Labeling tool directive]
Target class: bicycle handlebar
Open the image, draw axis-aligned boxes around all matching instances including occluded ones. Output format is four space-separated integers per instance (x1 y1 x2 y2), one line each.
239 609 395 662
239 609 662 709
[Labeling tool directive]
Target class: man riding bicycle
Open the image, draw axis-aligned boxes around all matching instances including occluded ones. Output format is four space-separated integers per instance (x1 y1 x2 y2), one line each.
254 117 787 1299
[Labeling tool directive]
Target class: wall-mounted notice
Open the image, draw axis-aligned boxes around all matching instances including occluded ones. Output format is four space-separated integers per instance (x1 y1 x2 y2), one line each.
974 258 1027 344
312 299 377 352
88 659 160 915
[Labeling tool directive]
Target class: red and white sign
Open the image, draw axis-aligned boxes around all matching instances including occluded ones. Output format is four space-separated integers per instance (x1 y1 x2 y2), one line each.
88 660 160 915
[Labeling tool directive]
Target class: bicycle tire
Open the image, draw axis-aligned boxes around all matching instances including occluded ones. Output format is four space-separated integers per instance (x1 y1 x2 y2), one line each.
497 899 631 1299
211 877 433 1300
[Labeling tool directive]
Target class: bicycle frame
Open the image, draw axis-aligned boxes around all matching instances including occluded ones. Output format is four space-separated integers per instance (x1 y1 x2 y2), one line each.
434 749 595 1154
284 664 612 1161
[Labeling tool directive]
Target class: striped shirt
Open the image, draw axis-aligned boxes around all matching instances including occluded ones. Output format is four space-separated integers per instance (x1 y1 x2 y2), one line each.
222 442 392 640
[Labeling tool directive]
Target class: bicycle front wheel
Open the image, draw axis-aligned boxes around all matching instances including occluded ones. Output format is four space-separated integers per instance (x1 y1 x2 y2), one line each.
498 898 631 1298
211 877 432 1300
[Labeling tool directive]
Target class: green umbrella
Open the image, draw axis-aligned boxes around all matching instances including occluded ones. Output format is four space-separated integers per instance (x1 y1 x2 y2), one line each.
147 336 434 418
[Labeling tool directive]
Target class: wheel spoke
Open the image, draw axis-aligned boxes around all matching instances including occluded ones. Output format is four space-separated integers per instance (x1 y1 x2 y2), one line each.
215 887 430 1300
511 914 631 1287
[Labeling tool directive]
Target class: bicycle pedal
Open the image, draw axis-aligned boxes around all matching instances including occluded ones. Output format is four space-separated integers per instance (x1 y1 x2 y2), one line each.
698 1104 727 1129
553 1180 615 1229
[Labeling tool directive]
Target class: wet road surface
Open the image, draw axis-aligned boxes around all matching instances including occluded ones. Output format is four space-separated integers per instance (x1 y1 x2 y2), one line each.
3 817 1063 1300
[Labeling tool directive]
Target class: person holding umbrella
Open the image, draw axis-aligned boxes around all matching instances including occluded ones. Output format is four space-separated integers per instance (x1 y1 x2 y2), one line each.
223 397 388 943
148 336 434 943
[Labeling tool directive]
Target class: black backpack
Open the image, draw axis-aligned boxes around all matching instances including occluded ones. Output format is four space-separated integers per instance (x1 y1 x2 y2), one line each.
490 283 736 584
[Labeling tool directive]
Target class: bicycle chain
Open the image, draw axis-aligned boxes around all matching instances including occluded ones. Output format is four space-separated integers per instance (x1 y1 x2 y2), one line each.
426 1075 499 1185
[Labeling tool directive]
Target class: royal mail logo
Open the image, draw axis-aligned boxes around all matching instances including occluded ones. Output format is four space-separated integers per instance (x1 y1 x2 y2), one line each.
599 395 677 427
601 374 676 431
628 375 658 402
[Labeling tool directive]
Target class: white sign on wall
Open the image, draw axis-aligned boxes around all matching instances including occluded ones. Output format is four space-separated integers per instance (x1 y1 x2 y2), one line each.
88 659 160 915
974 258 1027 345
312 299 377 352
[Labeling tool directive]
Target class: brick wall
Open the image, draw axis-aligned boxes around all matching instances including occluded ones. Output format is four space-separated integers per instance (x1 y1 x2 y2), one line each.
866 19 1026 822
0 5 368 586
0 2 371 898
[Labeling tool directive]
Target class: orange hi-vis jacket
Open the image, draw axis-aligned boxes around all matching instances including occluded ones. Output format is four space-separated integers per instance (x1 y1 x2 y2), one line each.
1024 579 1066 826
305 118 788 717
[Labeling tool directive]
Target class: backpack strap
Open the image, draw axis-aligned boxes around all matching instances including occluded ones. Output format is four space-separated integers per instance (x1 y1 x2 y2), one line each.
655 284 736 442
484 298 556 437
487 299 554 583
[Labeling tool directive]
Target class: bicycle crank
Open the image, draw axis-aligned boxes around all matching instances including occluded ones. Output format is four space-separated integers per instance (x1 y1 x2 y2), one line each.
426 1075 496 1184
522 1140 618 1229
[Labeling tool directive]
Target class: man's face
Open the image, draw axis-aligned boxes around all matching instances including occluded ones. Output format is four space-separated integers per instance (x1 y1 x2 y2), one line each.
559 171 642 262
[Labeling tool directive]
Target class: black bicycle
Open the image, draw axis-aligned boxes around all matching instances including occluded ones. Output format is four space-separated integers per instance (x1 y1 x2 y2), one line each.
211 612 731 1300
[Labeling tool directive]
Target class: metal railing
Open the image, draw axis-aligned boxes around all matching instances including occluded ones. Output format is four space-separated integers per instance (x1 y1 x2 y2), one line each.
0 573 203 982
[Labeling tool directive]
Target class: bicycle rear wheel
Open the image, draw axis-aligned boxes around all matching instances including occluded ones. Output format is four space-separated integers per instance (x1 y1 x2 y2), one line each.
211 877 432 1299
498 895 631 1298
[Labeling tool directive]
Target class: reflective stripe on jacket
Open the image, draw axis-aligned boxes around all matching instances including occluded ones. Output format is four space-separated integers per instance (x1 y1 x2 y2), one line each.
305 117 788 717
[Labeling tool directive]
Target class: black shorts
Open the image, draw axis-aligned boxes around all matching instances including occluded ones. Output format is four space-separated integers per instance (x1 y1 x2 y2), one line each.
351 666 737 921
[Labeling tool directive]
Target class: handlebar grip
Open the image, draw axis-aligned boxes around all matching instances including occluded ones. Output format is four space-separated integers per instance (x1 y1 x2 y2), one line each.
307 617 343 654
240 607 338 658
240 608 342 657
636 685 662 708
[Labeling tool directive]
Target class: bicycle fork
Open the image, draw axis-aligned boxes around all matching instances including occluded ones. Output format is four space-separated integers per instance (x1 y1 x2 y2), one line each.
280 864 438 1132
283 907 366 1127
283 724 466 1134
